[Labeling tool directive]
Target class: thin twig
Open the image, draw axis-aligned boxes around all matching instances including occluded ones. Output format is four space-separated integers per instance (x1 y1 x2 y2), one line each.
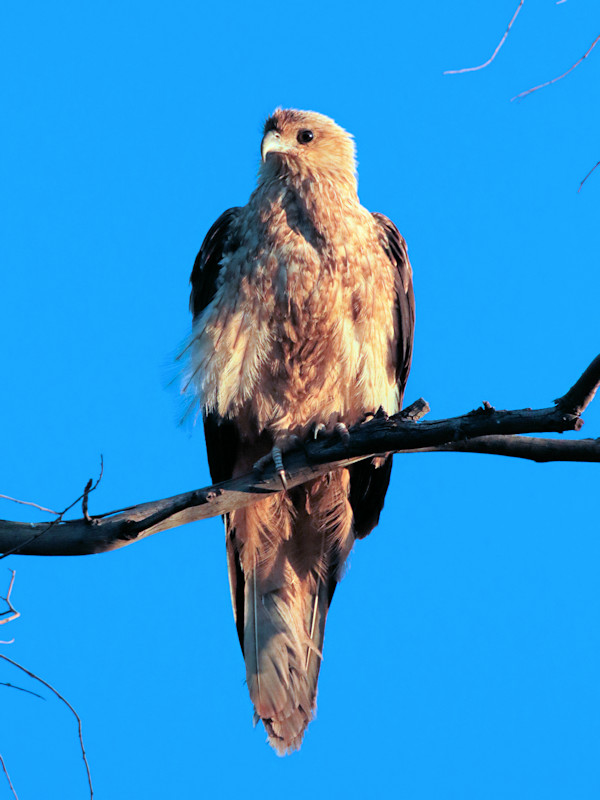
0 681 45 700
512 33 600 100
0 456 103 562
0 571 19 626
0 495 58 516
444 1 524 74
82 479 93 523
0 654 93 799
578 160 600 193
0 754 18 800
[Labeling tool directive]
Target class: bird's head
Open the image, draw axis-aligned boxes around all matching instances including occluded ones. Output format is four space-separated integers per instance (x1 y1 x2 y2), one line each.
260 108 357 190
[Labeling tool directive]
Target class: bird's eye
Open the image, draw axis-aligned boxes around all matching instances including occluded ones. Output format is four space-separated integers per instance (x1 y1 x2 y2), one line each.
297 129 314 145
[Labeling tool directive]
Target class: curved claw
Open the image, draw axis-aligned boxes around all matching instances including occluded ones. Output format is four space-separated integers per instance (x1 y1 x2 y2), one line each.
271 446 288 491
334 422 350 445
253 442 296 492
312 422 327 440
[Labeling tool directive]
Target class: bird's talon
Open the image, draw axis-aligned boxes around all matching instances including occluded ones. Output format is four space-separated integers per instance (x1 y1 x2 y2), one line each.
272 447 289 491
312 422 327 440
334 422 350 445
254 444 291 492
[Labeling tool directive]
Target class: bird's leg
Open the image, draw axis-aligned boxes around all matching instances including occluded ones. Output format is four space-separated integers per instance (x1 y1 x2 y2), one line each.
253 434 301 491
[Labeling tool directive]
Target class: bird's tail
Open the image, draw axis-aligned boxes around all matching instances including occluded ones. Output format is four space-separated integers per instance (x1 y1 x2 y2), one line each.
227 469 354 754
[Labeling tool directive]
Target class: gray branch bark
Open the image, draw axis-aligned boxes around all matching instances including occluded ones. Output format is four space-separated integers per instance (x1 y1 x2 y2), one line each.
1 354 599 557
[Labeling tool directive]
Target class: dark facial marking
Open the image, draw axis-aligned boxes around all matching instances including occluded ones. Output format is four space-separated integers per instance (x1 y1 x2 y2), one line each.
264 116 280 134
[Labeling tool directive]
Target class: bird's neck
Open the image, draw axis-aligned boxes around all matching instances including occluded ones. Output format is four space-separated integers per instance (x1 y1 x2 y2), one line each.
254 167 360 240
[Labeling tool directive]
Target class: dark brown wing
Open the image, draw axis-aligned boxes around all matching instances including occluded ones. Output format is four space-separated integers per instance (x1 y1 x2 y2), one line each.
190 206 242 481
190 207 246 646
190 207 242 482
371 212 415 394
190 206 241 319
349 213 415 539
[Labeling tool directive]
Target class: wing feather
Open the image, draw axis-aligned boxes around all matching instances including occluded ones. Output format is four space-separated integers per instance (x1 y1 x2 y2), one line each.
190 208 245 640
349 213 415 540
189 206 241 318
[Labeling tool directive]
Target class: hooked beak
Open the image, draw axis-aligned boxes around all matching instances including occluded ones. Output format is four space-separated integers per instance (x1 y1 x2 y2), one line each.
261 130 287 162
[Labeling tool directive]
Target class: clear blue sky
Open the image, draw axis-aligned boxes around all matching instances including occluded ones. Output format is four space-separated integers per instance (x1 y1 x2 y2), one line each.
1 1 599 798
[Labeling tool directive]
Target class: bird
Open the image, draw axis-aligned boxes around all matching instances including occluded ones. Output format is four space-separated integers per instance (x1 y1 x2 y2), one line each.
184 108 414 754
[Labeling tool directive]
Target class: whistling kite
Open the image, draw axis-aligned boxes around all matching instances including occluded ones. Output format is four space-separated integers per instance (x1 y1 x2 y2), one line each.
185 109 414 754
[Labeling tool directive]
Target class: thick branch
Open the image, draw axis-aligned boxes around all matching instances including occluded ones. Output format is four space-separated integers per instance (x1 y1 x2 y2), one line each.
0 355 598 557
555 353 600 415
409 435 600 462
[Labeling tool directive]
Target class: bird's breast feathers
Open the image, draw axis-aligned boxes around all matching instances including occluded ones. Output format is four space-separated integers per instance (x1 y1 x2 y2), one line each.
187 192 399 434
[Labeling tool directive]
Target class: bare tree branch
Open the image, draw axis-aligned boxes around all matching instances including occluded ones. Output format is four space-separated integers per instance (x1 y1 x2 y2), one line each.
444 6 598 189
555 353 600 415
0 654 93 799
578 160 600 193
0 495 59 516
0 458 103 563
0 355 598 558
407 435 600 462
444 1 524 75
0 681 45 700
511 33 600 100
0 754 18 800
0 571 19 626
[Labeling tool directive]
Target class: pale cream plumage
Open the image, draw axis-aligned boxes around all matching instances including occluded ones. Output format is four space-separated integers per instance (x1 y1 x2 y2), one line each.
186 109 414 753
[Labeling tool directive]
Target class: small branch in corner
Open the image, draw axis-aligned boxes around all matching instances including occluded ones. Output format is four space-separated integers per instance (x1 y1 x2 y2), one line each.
0 681 46 700
578 160 600 193
0 571 19 627
444 0 524 75
0 754 18 800
0 654 93 799
511 33 600 101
